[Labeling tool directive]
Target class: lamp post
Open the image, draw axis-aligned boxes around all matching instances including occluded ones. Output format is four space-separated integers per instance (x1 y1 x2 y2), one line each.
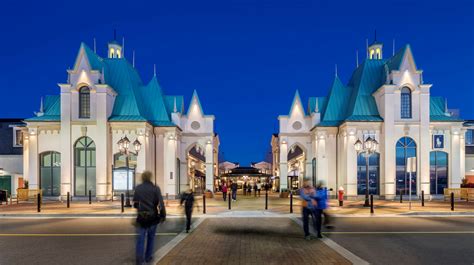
117 136 141 207
354 136 378 207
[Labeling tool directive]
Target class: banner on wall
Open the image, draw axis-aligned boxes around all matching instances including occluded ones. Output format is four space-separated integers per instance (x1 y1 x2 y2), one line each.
112 168 134 191
433 135 444 149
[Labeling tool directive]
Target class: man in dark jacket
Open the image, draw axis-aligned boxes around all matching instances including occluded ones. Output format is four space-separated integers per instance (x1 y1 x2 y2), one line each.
133 171 166 265
180 189 198 233
231 181 238 201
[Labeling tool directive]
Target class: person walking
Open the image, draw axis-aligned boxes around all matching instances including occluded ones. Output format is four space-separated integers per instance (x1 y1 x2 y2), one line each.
247 183 252 196
222 183 228 201
300 178 319 240
256 181 262 197
231 181 238 201
314 182 332 230
180 189 198 233
133 171 166 264
243 182 247 196
253 182 258 197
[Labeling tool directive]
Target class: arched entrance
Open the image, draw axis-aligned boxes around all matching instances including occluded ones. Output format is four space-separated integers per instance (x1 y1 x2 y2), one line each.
396 137 417 195
357 152 380 195
39 151 61 196
430 151 448 195
287 144 305 191
74 137 96 196
187 145 206 194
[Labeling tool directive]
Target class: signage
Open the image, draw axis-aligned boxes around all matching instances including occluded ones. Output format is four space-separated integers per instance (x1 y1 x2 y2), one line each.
113 169 134 191
433 135 444 149
406 157 417 173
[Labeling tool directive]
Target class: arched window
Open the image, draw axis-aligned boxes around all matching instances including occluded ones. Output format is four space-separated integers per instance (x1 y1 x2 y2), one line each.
400 87 412 119
357 152 380 195
396 137 417 195
79 86 91 118
113 152 137 169
74 137 96 196
430 151 448 195
40 151 61 196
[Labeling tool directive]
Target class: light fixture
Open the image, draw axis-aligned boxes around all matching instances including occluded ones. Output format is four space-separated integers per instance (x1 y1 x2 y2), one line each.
133 139 141 153
354 139 362 152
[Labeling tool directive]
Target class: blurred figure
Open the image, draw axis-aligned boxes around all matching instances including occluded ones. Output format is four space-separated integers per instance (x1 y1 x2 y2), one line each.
300 177 318 240
243 182 247 196
222 182 228 201
315 182 332 229
231 181 238 201
256 181 262 197
180 189 198 233
247 182 252 195
253 182 258 196
133 171 166 265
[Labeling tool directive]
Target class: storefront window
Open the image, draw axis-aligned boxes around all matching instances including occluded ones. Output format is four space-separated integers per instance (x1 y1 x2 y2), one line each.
357 152 380 195
396 137 417 195
430 151 448 195
75 137 96 196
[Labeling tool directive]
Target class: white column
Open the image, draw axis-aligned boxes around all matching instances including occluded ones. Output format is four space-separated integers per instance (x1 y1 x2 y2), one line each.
279 140 288 191
163 133 177 197
450 128 463 188
419 91 431 195
22 133 29 190
345 130 358 197
205 139 214 192
27 129 39 190
95 93 108 200
60 88 72 198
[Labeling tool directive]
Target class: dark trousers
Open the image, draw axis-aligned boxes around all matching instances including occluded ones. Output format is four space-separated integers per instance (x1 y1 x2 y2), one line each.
185 207 192 231
136 224 157 264
223 192 227 201
232 191 237 200
302 207 322 236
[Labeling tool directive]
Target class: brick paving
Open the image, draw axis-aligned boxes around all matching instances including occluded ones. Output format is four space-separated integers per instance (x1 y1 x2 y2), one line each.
158 218 350 265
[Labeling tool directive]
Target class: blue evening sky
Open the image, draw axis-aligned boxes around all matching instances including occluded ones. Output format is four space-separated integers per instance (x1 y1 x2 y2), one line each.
0 0 472 165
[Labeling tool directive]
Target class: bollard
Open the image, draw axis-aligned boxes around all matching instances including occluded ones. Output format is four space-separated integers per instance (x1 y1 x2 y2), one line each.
203 194 206 214
67 192 70 208
37 193 41 213
89 190 92 204
265 190 268 210
290 191 293 214
370 194 374 214
10 191 13 205
166 193 169 207
421 190 424 207
399 190 403 203
451 192 454 211
228 192 231 210
121 193 125 213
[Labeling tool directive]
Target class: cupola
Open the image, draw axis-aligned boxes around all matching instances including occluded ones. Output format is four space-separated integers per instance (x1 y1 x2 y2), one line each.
368 32 383 60
108 30 122 59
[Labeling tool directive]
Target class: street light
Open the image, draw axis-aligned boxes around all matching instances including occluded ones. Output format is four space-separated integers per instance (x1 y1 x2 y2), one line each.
117 135 141 207
354 136 378 207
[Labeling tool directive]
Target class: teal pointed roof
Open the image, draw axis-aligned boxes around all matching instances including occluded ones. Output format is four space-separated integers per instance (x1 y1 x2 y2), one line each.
27 42 187 127
303 43 463 127
25 95 61 121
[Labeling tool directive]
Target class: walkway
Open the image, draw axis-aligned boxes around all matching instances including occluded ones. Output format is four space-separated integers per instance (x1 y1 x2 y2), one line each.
157 218 350 265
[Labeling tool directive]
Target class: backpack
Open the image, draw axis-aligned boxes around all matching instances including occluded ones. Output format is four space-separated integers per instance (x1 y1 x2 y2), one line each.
136 186 161 227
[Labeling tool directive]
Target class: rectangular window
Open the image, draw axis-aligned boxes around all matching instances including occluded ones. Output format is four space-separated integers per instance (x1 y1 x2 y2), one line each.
79 93 90 118
466 129 474 146
13 127 23 147
401 94 412 119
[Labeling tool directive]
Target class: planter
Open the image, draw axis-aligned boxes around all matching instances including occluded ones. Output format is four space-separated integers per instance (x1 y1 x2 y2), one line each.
205 191 213 198
279 191 289 198
16 189 42 201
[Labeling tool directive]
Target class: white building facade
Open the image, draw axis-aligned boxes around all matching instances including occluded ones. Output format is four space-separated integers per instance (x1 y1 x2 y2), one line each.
273 42 466 199
23 40 218 200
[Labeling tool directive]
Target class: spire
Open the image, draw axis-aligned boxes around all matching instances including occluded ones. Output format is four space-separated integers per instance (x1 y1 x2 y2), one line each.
35 97 44 117
392 38 395 56
366 39 369 58
444 98 449 115
173 97 177 113
335 64 338 78
93 37 96 53
356 49 359 67
315 98 319 113
132 50 135 68
122 37 125 57
153 64 156 76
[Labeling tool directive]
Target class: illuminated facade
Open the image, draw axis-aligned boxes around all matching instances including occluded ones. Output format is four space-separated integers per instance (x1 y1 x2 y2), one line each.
273 41 466 199
22 40 218 200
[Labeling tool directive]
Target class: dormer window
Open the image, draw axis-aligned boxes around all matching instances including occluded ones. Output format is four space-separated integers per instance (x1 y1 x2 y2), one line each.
400 87 412 119
79 86 91 118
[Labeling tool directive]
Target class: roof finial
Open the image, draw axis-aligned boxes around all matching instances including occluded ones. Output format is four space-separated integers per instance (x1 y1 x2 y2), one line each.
335 64 338 78
122 37 125 57
315 98 319 113
132 50 135 68
93 37 96 53
35 97 44 117
173 97 177 112
153 64 156 77
444 98 449 115
366 38 369 58
392 38 395 56
356 49 359 67
101 67 105 83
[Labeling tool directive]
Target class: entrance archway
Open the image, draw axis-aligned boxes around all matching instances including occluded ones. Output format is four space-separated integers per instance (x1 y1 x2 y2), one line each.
187 144 206 194
74 137 96 196
287 144 305 191
39 151 61 196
